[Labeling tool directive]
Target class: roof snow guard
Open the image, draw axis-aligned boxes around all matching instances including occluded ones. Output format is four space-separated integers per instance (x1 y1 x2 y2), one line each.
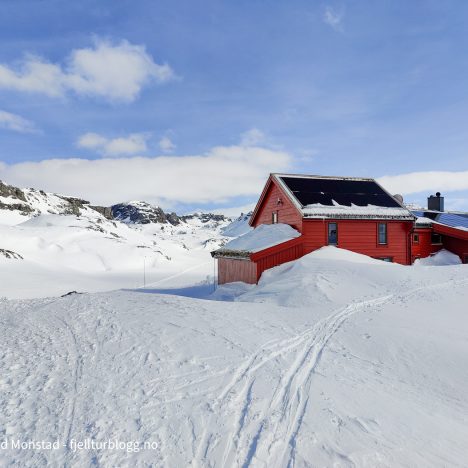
273 173 415 220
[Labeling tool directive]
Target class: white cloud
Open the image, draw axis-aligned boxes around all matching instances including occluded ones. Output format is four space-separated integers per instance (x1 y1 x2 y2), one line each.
323 6 345 32
0 109 38 133
378 170 468 195
0 39 175 103
77 132 149 157
158 136 176 153
0 146 291 206
240 128 266 147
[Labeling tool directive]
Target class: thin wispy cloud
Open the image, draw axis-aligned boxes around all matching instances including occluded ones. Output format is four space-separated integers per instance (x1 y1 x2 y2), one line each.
77 132 150 157
0 39 175 103
158 136 176 153
240 128 266 146
323 5 345 32
0 109 38 134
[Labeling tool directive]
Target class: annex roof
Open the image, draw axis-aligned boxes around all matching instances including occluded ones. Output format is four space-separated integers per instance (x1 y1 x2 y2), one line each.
412 210 468 232
212 223 301 257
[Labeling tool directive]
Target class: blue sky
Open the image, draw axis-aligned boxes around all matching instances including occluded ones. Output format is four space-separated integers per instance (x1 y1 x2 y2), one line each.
0 0 467 212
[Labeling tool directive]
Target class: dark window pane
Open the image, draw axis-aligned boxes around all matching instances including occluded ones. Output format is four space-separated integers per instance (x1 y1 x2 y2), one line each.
431 233 442 244
378 223 387 244
328 223 337 245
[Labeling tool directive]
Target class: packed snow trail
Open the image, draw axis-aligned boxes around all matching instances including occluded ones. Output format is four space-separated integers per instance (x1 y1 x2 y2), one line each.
1 259 468 466
196 278 468 467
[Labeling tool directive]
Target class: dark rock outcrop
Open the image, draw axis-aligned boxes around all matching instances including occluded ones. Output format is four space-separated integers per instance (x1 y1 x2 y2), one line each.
111 202 181 225
0 181 27 202
90 205 114 220
0 248 23 260
181 213 227 223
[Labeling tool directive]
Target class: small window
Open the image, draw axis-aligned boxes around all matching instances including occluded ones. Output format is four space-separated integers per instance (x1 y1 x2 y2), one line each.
378 223 387 245
463 254 468 264
431 233 442 245
413 234 419 244
376 257 393 262
328 222 338 245
272 211 278 224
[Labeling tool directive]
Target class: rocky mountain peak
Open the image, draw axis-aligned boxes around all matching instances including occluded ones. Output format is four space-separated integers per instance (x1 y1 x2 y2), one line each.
111 201 181 225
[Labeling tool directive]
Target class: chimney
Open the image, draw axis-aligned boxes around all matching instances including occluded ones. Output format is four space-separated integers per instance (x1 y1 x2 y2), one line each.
427 192 444 212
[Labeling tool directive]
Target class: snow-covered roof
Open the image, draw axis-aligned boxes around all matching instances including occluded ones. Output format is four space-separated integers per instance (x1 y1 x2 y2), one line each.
302 202 413 219
415 216 433 227
412 210 468 232
213 223 300 256
271 173 415 220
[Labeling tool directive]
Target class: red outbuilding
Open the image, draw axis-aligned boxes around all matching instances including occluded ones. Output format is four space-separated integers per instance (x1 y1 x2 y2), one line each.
212 174 468 285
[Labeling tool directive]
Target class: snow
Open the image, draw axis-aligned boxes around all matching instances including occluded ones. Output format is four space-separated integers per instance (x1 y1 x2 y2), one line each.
0 210 232 299
302 202 414 219
415 216 433 225
1 248 468 466
414 249 462 266
2 182 468 466
220 212 252 238
220 223 300 253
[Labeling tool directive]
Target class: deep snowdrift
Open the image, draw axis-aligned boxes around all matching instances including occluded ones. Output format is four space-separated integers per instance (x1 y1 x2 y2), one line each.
414 248 462 266
1 248 467 467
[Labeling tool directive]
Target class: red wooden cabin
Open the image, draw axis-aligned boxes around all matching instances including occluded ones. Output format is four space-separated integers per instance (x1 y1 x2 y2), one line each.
213 173 415 284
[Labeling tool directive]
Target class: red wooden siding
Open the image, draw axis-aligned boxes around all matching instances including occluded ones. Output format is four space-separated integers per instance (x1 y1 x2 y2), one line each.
442 236 468 262
217 258 257 284
434 224 468 262
251 237 304 281
251 179 302 231
302 219 413 265
411 227 442 262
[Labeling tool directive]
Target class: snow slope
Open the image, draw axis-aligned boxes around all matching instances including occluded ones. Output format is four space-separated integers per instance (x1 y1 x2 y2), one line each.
0 201 237 299
0 212 230 299
0 180 241 299
1 248 467 467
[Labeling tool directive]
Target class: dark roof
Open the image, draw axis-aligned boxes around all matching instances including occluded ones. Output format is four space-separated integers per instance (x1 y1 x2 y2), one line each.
412 210 468 230
279 176 401 208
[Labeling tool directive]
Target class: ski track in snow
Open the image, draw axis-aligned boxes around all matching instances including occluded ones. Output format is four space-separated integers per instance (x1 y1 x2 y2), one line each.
1 266 468 467
194 277 468 468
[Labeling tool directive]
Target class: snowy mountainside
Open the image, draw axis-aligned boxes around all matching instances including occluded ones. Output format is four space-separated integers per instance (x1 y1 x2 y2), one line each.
0 180 111 225
220 211 252 237
1 247 467 467
0 180 245 299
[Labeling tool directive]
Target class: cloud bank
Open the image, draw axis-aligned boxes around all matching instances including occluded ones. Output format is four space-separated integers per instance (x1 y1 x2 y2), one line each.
0 39 175 103
378 170 468 195
0 146 291 207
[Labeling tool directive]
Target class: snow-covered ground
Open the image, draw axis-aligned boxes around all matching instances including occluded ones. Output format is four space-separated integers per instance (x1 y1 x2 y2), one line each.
1 247 467 467
0 180 254 299
0 208 238 299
